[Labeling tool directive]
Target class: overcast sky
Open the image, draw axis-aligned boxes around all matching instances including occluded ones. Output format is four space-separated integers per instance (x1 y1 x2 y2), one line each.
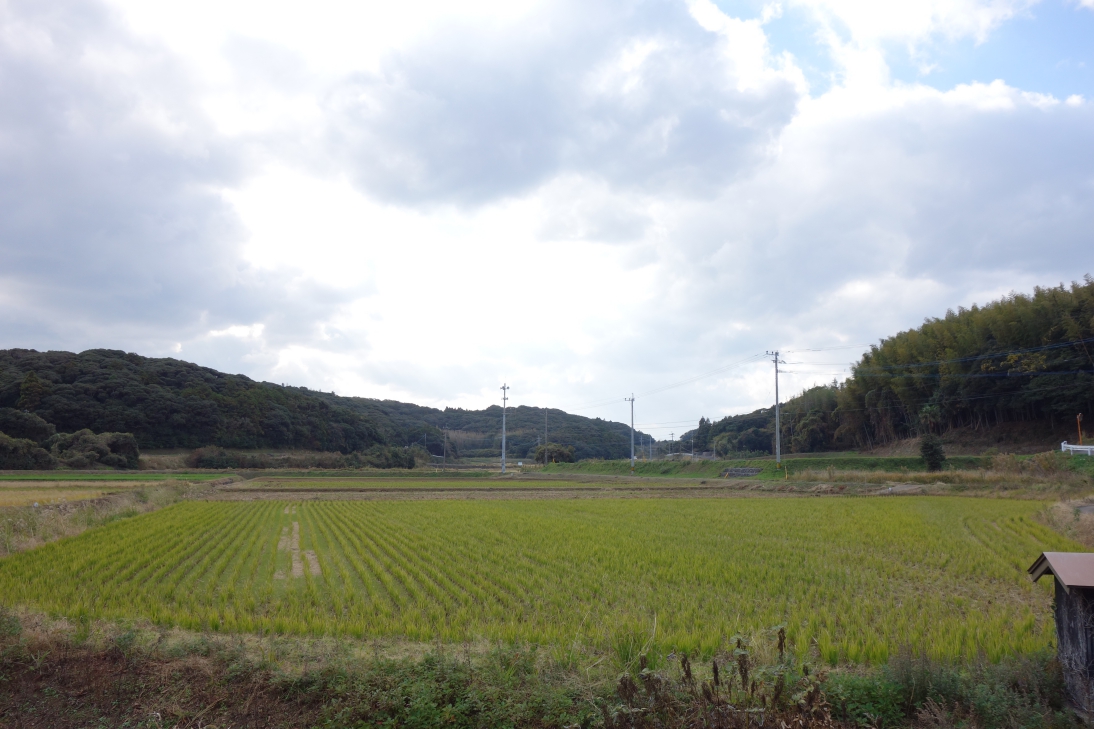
1 0 1092 437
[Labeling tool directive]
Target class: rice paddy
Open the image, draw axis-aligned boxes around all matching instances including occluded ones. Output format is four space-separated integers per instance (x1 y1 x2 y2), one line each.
0 496 1075 664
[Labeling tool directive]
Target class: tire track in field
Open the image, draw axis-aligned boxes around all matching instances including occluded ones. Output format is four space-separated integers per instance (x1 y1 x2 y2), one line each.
275 519 306 579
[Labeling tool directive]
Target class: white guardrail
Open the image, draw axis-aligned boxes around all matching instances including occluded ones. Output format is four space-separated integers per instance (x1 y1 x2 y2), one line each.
1062 442 1094 456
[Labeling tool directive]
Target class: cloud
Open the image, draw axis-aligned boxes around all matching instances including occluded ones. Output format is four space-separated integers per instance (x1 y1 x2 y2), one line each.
3 0 1093 430
0 0 363 362
319 0 803 205
792 0 1036 46
0 1 238 341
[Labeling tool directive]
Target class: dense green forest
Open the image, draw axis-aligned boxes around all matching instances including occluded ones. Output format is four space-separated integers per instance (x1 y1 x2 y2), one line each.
688 278 1094 455
4 278 1087 464
0 349 645 461
313 393 648 461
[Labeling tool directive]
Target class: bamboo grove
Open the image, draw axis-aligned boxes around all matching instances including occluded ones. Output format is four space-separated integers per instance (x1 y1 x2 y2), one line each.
702 278 1094 454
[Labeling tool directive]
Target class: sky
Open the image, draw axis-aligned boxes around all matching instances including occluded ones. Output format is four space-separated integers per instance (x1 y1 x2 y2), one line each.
1 0 1092 439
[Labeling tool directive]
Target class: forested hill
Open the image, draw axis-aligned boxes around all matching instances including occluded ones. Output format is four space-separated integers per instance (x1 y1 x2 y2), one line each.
315 394 648 460
688 278 1094 456
0 349 645 459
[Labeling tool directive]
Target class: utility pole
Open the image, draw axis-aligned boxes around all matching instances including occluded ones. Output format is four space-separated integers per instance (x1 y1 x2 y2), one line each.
442 426 448 471
649 435 653 460
545 407 549 464
670 432 674 456
625 394 635 471
500 383 509 474
766 351 784 468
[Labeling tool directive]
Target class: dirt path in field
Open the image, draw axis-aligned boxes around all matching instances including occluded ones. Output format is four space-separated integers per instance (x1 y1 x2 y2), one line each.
290 521 304 577
275 520 311 579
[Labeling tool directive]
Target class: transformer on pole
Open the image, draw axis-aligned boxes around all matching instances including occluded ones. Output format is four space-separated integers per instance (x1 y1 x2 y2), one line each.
500 383 509 474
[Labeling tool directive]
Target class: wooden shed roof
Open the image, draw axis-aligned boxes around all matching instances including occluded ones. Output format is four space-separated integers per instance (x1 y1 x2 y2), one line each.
1029 552 1094 593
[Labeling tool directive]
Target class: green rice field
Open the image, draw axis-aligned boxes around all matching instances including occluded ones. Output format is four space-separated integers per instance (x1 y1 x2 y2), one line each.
0 497 1075 664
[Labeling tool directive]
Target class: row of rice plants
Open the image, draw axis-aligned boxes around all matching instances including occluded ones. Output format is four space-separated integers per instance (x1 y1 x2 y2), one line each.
0 497 1077 662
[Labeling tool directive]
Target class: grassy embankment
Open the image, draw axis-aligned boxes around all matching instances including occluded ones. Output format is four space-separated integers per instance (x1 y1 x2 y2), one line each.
0 471 229 508
544 455 990 479
0 471 226 481
0 606 1075 729
545 453 1094 490
0 479 217 557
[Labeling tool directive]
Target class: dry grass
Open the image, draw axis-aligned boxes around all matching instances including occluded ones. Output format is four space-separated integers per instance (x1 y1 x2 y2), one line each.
0 480 211 557
1037 500 1094 549
0 488 111 507
138 453 189 470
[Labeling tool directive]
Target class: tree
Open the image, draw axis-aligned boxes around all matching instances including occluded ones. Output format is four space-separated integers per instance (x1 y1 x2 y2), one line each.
534 443 575 464
694 417 712 451
0 433 56 469
919 433 946 472
0 408 55 443
16 372 47 411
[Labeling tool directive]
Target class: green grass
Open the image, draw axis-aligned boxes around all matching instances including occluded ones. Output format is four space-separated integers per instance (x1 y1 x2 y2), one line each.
243 469 494 479
0 497 1074 664
544 455 991 479
1064 454 1094 476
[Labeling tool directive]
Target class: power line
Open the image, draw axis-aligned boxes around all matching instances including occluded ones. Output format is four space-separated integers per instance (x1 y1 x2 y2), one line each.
637 353 767 398
784 344 873 353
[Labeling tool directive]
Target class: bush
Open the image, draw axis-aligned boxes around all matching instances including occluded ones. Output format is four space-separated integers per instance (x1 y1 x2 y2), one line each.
0 407 56 444
919 434 946 472
534 443 576 464
0 432 56 469
46 429 140 469
824 651 1073 728
185 444 420 470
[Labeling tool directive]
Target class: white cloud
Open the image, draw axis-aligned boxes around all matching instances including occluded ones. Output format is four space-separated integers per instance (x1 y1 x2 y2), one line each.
209 323 265 340
3 0 1093 432
792 0 1035 45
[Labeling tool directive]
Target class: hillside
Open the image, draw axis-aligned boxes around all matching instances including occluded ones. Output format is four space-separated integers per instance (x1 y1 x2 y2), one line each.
684 278 1094 456
312 393 647 461
0 349 645 460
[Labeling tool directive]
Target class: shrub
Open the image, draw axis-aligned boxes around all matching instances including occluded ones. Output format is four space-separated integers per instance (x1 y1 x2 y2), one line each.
919 434 946 472
46 429 140 469
534 443 576 464
824 651 1072 728
0 432 56 469
185 444 420 470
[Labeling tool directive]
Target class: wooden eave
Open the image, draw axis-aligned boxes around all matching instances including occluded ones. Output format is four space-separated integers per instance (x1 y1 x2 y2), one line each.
1029 552 1094 595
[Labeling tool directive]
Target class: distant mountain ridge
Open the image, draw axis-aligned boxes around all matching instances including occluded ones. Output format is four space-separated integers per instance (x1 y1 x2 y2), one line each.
0 349 646 460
